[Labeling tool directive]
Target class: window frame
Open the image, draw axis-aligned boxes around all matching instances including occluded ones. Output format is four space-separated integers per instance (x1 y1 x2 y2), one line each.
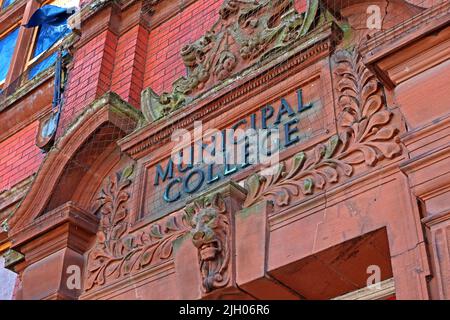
25 0 72 79
0 22 21 87
0 0 16 10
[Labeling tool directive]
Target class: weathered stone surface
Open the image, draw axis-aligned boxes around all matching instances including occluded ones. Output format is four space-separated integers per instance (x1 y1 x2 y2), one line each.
1 0 450 301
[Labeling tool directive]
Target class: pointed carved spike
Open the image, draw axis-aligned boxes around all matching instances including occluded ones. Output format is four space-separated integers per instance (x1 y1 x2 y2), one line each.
303 178 314 195
325 135 341 159
122 165 134 180
150 224 164 239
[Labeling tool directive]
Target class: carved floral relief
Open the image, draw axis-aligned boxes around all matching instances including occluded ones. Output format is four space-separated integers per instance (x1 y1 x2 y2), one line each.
84 166 233 295
84 165 187 291
84 1 405 294
141 0 323 121
243 48 403 208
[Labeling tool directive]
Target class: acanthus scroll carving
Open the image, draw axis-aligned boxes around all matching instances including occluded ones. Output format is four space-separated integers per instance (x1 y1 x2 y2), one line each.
243 48 403 208
184 193 230 293
84 164 187 291
84 166 233 295
141 0 324 121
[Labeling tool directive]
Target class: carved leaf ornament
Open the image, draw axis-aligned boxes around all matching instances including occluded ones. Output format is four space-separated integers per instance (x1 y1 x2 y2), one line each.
85 166 234 294
85 165 187 291
243 49 403 208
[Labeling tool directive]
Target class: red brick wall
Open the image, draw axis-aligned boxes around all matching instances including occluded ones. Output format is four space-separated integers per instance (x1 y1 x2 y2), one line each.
0 122 43 193
111 25 148 107
59 30 118 132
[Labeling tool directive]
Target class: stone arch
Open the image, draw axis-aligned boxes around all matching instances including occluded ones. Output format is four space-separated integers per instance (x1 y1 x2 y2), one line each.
9 92 141 233
5 92 142 300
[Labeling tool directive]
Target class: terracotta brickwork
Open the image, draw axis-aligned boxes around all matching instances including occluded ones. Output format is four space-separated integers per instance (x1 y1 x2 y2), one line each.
0 121 43 193
0 0 450 300
143 0 225 94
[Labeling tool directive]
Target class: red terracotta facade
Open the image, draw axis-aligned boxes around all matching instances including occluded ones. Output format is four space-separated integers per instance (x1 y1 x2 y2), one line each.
0 0 449 300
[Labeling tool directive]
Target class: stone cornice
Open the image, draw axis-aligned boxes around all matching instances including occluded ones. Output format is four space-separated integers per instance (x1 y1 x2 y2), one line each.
10 201 98 251
332 278 395 300
360 1 450 61
80 259 176 299
359 1 450 88
118 22 341 159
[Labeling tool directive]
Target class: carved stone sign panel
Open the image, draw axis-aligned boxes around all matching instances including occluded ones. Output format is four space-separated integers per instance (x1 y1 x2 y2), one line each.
139 79 330 221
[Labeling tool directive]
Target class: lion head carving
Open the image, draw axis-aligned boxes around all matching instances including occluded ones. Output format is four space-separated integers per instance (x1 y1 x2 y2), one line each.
184 193 230 293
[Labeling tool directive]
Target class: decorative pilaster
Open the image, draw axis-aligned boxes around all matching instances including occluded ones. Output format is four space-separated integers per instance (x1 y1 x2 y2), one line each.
8 202 99 300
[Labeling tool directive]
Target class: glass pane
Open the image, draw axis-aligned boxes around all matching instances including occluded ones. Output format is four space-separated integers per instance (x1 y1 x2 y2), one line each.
1 0 16 9
28 52 57 79
0 27 19 82
32 23 70 58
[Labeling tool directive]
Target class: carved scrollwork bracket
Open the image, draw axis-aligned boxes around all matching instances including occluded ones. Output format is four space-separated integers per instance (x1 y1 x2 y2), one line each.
243 48 404 208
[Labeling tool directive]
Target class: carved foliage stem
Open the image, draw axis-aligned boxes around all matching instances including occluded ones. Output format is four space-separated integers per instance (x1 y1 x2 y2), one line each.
85 165 187 291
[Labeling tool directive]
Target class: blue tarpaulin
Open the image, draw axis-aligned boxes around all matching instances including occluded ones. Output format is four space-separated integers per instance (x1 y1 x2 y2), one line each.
21 4 75 150
24 4 75 28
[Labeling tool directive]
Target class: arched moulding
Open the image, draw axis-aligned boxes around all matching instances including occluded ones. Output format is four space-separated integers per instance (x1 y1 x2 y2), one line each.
7 92 142 243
